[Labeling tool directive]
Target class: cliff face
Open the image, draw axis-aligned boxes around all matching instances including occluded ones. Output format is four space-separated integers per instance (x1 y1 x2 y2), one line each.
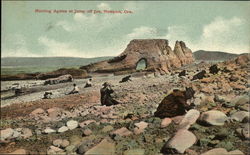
80 39 194 74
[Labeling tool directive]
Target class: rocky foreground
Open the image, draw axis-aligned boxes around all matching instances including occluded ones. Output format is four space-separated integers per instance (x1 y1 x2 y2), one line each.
0 54 249 155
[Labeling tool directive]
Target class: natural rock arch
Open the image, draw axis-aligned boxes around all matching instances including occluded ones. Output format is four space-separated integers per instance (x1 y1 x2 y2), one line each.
136 58 147 70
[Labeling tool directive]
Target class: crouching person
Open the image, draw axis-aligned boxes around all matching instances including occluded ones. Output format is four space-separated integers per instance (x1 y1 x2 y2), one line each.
100 82 120 106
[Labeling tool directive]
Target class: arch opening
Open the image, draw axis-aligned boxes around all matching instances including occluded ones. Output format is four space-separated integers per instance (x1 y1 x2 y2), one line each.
136 58 147 70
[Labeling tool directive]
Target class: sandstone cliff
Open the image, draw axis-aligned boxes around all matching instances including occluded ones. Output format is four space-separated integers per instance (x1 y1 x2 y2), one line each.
80 39 194 74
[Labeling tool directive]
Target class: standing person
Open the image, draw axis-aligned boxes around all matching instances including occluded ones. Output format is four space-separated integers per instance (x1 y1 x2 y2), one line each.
84 78 92 88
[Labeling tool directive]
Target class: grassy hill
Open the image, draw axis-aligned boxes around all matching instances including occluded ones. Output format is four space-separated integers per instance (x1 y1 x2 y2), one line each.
193 50 239 61
1 57 112 75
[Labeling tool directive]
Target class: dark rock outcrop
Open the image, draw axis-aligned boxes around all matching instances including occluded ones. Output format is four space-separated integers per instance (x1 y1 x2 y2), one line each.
154 88 195 118
44 74 73 85
119 75 132 83
36 68 88 80
192 70 206 81
80 39 194 74
209 64 220 74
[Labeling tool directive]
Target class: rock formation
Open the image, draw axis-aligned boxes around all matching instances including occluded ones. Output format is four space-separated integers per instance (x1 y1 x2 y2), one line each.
80 39 194 74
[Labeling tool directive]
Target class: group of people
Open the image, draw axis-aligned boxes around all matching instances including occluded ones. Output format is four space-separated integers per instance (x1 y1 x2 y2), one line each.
43 78 93 99
66 78 92 95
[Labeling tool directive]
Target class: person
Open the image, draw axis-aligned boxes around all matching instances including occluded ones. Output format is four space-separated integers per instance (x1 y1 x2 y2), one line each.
84 78 92 88
67 83 79 95
100 82 119 106
43 91 53 99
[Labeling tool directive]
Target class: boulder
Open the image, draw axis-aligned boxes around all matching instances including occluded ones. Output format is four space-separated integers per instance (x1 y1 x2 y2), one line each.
21 128 33 139
7 149 27 154
200 148 228 155
84 139 115 155
83 129 92 136
161 118 172 128
178 109 200 129
58 126 69 133
230 111 249 122
66 120 78 130
30 108 45 116
111 127 132 137
209 64 220 74
192 70 206 81
123 149 145 155
162 129 196 153
53 139 63 147
80 39 194 74
44 127 56 134
199 110 228 126
0 128 14 140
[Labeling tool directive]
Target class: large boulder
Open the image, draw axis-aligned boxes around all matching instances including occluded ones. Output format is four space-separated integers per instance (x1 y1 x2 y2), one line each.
44 74 73 85
199 110 228 126
162 129 197 153
80 39 194 74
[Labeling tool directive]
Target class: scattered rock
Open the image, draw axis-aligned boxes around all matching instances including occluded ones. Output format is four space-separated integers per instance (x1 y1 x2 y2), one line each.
123 149 145 155
171 115 184 124
30 108 45 116
230 111 249 122
102 125 114 133
178 109 200 129
228 150 245 155
79 120 96 128
209 64 220 74
162 129 196 153
53 139 63 147
65 145 77 154
66 120 79 130
21 128 33 139
44 127 56 134
83 129 93 136
61 139 70 148
84 138 115 155
0 128 14 140
47 145 64 154
161 118 172 128
199 110 228 126
7 149 27 154
58 126 69 133
192 70 206 81
200 148 227 155
134 121 148 133
111 127 132 137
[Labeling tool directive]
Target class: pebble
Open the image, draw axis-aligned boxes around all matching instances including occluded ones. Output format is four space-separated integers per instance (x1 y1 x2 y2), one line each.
44 127 56 134
161 118 172 128
83 129 92 136
58 126 69 133
66 120 79 130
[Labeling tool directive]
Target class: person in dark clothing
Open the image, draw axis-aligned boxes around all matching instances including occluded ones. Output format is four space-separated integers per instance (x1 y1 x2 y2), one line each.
84 78 92 88
100 82 120 106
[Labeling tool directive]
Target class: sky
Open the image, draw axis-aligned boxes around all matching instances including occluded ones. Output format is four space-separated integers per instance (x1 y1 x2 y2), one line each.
2 1 250 58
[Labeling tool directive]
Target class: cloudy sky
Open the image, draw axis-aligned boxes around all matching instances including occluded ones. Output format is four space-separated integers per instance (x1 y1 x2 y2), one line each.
2 1 250 57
